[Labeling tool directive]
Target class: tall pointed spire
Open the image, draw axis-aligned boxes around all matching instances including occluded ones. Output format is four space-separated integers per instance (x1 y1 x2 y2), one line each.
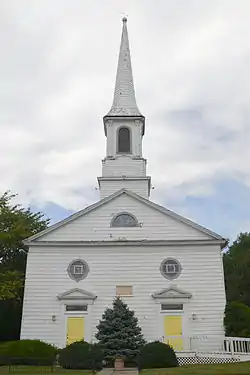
105 17 143 119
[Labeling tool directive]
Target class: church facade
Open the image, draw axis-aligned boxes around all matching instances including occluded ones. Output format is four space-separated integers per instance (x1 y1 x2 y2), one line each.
21 18 227 352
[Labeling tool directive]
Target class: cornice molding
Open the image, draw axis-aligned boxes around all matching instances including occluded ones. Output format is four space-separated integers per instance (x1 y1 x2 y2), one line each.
24 239 225 247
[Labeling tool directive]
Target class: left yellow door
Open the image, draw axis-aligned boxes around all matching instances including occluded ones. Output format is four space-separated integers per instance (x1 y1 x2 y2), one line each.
66 317 84 345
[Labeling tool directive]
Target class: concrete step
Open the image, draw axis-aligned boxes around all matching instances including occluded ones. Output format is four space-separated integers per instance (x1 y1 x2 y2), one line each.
98 368 138 375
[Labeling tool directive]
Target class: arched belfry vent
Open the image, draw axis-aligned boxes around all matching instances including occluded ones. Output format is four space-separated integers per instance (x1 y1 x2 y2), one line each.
111 212 138 227
117 127 131 153
104 17 145 135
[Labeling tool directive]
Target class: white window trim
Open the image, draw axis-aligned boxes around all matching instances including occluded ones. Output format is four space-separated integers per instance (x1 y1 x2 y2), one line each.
73 265 84 275
160 258 182 280
111 212 138 227
67 259 89 282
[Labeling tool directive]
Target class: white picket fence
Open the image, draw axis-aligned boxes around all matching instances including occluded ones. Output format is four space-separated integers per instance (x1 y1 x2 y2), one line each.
163 334 250 354
161 335 250 365
224 336 250 354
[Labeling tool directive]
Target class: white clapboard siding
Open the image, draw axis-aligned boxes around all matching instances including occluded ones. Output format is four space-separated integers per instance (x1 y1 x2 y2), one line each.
35 194 212 242
102 157 146 177
99 179 149 199
21 245 226 348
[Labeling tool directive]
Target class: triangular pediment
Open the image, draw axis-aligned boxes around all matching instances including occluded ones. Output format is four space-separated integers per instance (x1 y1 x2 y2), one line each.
57 288 97 301
25 188 225 245
152 286 192 300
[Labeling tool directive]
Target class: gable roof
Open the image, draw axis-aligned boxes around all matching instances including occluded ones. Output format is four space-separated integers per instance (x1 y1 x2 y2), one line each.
25 188 226 244
152 286 192 299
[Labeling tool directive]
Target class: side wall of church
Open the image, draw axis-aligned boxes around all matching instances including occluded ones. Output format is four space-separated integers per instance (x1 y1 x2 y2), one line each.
21 243 226 349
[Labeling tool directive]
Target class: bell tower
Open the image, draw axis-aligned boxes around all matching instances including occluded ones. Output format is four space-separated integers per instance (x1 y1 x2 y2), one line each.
98 18 151 199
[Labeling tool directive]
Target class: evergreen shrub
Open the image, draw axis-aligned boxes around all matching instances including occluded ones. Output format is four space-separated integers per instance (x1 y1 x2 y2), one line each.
59 340 104 370
96 297 145 363
138 341 178 369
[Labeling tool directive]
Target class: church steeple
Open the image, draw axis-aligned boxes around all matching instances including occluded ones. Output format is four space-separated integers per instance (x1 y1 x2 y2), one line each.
104 17 145 134
99 18 151 200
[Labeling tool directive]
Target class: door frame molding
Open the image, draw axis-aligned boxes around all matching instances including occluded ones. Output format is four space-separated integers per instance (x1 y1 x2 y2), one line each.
57 289 97 347
158 302 190 350
152 285 192 350
63 306 91 346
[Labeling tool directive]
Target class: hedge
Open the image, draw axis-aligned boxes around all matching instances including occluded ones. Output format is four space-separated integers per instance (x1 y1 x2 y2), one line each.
138 341 178 369
59 340 104 370
0 340 57 366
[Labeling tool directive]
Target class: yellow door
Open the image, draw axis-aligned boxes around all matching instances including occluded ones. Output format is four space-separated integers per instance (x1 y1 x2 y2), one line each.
66 317 84 345
164 315 183 350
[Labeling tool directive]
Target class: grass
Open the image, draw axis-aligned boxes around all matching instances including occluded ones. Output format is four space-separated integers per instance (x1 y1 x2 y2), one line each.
0 368 92 374
0 362 249 375
141 361 250 374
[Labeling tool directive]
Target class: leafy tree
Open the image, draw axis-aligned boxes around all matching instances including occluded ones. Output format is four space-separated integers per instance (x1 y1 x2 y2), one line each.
224 301 250 338
0 270 24 300
0 191 49 273
0 191 49 340
96 297 145 361
223 232 250 307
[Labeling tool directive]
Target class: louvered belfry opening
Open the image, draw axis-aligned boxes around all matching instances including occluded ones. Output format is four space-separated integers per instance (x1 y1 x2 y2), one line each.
118 127 131 153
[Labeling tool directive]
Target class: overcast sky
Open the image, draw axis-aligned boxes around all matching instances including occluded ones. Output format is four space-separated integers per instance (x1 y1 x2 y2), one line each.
1 0 250 241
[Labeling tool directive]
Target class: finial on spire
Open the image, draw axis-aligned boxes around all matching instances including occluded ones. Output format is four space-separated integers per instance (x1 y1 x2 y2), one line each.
122 16 127 23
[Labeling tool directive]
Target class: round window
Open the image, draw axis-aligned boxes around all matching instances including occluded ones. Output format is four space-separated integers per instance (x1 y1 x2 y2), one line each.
67 259 89 282
160 258 182 280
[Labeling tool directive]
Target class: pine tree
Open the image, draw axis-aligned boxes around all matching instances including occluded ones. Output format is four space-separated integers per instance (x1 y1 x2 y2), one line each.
96 297 145 360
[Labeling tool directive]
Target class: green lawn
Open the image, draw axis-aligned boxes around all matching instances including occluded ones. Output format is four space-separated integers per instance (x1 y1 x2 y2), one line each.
142 361 250 374
0 368 92 375
0 362 250 375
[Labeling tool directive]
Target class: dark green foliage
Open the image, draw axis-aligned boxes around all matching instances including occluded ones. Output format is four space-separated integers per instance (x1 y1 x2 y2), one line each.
0 191 48 342
0 339 57 365
223 233 250 337
223 232 250 307
96 297 145 362
0 191 49 276
224 301 250 338
138 341 178 369
0 191 49 301
0 300 22 342
59 341 104 370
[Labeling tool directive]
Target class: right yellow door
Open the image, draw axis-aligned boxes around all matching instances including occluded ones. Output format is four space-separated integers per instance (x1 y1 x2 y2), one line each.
164 315 183 350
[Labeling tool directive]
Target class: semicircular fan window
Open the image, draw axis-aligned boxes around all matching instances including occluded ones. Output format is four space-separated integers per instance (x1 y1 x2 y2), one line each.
111 213 138 227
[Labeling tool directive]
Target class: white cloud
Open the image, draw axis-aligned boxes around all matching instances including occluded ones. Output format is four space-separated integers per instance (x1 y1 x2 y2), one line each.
1 0 250 212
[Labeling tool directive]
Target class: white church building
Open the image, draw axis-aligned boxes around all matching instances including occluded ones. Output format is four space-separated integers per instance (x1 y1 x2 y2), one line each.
21 18 227 353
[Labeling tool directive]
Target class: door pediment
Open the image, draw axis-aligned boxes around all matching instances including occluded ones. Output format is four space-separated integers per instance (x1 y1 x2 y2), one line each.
152 285 192 300
57 288 97 301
